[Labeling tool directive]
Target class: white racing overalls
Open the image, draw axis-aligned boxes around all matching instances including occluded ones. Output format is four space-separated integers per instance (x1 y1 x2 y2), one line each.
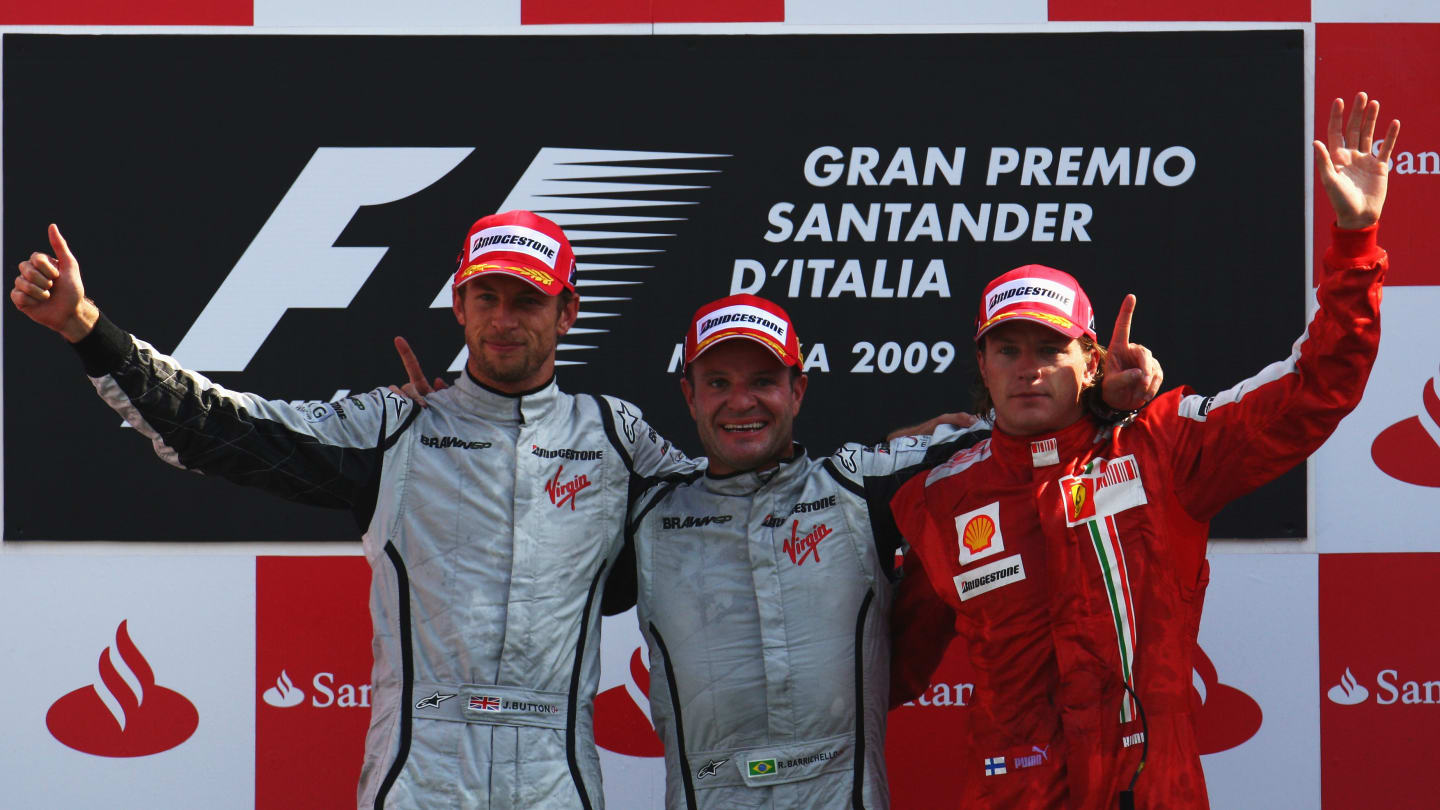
625 432 982 810
74 313 697 809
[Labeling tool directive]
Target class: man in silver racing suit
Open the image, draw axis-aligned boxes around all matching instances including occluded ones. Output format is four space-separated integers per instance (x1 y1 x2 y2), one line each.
602 293 1157 809
11 210 697 809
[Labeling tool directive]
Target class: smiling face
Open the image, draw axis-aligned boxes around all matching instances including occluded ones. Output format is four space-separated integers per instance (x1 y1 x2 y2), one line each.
681 339 807 476
452 274 578 393
977 320 1098 436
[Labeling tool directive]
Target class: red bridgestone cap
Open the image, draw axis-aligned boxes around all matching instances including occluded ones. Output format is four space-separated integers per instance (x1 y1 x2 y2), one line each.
975 264 1096 342
452 210 577 296
684 294 803 369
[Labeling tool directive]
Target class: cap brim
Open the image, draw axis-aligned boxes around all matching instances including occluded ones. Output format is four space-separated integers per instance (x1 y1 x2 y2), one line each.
975 309 1088 341
686 330 800 368
454 262 566 296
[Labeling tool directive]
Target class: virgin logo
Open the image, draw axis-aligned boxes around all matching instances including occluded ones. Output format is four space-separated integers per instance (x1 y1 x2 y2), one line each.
784 521 833 566
594 647 664 757
1327 668 1370 705
1371 366 1440 487
1190 646 1262 754
46 621 199 757
546 465 592 510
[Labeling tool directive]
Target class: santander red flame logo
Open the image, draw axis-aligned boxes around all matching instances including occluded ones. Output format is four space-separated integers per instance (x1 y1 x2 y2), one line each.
1371 368 1440 487
46 621 199 757
594 647 664 757
1190 645 1262 754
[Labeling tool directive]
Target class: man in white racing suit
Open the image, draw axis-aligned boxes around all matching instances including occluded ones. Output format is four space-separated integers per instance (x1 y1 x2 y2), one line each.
12 210 697 809
603 293 1157 809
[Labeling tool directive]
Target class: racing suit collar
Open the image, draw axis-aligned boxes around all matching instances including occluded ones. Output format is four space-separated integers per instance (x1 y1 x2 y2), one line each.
987 415 1110 469
455 369 560 425
701 443 808 493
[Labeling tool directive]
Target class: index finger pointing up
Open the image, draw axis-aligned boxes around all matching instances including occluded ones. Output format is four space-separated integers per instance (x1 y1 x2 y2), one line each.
1109 294 1137 351
394 336 432 394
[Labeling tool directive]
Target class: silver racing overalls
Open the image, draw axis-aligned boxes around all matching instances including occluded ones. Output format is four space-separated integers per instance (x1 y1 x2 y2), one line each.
624 431 981 810
73 313 697 809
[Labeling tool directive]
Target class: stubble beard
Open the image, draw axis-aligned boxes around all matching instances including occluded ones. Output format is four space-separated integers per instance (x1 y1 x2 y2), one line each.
469 330 556 386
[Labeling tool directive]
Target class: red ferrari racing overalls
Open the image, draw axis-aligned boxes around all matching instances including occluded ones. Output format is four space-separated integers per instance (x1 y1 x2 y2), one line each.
890 225 1386 809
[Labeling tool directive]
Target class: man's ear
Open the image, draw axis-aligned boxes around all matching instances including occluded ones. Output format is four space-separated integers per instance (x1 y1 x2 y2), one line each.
556 294 579 336
452 286 465 326
791 372 809 416
1085 345 1101 386
680 374 698 421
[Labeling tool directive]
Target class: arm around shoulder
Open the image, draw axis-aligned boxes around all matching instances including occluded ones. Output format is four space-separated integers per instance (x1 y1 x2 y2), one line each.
596 394 699 480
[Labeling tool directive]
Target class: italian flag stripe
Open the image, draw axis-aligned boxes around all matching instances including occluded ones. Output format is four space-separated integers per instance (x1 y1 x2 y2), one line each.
1084 493 1138 724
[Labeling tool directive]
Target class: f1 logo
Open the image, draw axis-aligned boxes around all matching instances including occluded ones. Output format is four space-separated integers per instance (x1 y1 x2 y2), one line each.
170 147 473 371
169 146 722 374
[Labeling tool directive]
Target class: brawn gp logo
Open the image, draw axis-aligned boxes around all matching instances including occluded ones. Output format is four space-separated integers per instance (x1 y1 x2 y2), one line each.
663 515 734 530
421 435 492 450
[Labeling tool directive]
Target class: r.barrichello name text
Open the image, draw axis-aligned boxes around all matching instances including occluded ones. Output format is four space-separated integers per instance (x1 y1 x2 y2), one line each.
780 749 839 769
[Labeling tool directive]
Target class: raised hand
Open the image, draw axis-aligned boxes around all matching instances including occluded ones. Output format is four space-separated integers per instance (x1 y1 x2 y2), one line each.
1100 294 1162 412
386 336 449 407
1314 92 1400 229
12 224 98 342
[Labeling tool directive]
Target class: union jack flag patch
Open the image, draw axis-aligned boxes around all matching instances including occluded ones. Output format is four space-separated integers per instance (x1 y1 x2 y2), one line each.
470 695 501 711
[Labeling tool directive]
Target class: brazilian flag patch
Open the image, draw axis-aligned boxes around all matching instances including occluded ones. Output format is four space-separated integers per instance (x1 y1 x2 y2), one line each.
747 758 778 777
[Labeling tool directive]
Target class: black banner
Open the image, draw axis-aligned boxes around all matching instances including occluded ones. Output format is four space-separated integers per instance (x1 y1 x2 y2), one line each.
4 31 1305 540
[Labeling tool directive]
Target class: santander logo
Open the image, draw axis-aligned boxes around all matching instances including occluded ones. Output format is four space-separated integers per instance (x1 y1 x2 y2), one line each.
1326 666 1440 706
263 670 307 708
1190 646 1262 754
1328 668 1370 705
594 647 664 757
1371 366 1440 487
46 621 199 757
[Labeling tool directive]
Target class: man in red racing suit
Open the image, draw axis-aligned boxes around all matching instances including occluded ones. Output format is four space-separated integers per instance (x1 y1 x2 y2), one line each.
888 93 1397 809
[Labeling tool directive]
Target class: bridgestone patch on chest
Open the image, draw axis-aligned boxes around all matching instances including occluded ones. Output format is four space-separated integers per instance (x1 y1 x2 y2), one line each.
954 554 1027 601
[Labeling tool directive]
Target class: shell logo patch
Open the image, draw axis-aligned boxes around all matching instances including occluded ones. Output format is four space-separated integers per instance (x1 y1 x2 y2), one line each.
963 515 996 554
954 501 1004 566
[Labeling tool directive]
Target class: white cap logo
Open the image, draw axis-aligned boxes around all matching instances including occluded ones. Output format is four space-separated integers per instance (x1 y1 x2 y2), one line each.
984 278 1077 320
695 304 788 346
469 225 561 270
